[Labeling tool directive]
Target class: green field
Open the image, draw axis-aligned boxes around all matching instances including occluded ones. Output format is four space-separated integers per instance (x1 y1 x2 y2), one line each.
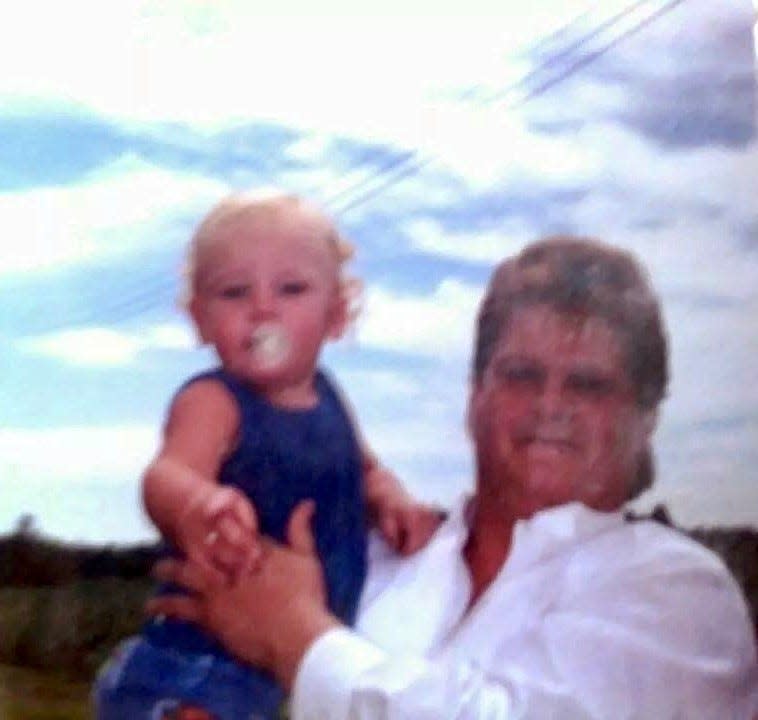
0 664 90 720
0 524 754 720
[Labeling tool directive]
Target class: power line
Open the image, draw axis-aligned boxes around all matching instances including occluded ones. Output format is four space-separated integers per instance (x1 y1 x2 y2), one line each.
500 0 687 106
317 2 606 209
328 0 686 215
35 0 687 333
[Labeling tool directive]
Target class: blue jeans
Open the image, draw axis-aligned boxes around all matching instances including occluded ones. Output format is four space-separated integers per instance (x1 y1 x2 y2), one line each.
92 636 284 720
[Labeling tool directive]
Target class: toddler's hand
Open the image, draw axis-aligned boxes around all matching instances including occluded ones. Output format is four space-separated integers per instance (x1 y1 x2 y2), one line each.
179 485 259 581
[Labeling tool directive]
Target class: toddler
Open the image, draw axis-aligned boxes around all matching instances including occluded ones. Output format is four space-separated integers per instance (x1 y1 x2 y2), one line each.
93 190 442 719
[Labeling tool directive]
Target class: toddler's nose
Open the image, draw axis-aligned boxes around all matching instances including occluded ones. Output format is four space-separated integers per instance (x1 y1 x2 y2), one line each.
249 287 276 318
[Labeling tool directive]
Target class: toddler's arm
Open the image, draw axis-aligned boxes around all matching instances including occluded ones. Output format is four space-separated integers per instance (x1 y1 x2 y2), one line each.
328 375 444 555
362 450 445 556
143 379 258 578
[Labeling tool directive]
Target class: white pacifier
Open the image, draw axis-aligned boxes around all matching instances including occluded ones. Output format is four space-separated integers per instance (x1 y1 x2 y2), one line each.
249 322 290 368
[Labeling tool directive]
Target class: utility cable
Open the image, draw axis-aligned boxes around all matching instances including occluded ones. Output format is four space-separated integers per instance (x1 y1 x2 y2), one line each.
30 0 687 332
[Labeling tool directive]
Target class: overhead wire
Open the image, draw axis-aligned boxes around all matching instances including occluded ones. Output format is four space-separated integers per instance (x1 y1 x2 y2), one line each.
36 0 687 332
324 0 686 218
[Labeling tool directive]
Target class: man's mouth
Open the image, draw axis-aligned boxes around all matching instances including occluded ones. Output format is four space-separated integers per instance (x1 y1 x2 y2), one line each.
518 430 576 452
533 434 574 447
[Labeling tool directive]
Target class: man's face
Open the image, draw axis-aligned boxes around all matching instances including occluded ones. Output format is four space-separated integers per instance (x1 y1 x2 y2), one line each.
468 304 655 518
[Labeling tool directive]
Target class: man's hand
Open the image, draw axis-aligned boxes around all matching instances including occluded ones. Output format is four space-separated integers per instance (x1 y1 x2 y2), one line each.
147 501 340 689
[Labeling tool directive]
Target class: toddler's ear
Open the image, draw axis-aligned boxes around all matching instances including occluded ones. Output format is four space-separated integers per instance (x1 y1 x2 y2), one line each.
327 295 349 340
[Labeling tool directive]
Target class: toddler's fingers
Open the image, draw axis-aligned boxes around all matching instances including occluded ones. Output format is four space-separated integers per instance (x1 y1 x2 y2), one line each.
206 488 258 536
229 494 258 535
287 500 317 556
379 512 402 551
400 507 446 555
401 520 431 555
216 515 262 565
216 514 246 546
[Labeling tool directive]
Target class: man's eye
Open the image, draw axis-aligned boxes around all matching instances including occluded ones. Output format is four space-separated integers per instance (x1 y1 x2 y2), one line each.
219 285 248 299
506 367 542 384
493 361 543 387
567 373 615 396
280 281 309 295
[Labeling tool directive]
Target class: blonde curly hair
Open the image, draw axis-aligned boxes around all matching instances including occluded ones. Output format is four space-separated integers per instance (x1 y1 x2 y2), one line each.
181 189 362 325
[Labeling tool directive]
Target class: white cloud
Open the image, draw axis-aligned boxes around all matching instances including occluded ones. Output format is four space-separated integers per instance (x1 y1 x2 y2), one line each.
633 418 758 528
0 1 595 147
339 368 423 401
569 122 758 226
0 155 227 275
19 328 143 366
405 217 530 262
17 322 195 367
147 323 198 350
286 134 337 165
0 424 158 487
336 364 473 506
427 105 601 189
0 424 160 543
366 412 473 505
357 279 482 356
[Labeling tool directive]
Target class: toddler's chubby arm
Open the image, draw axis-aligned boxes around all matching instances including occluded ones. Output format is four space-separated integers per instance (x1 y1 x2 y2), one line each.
143 379 259 580
362 450 445 556
328 375 444 555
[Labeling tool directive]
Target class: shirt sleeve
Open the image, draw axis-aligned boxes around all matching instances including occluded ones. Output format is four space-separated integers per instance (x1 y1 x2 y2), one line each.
291 627 514 720
291 538 758 720
534 539 758 719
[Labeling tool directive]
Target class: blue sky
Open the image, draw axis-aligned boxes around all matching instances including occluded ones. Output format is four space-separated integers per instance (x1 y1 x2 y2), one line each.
1 0 757 544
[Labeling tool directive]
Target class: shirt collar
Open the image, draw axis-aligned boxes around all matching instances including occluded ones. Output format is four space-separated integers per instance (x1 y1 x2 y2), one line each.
456 496 624 576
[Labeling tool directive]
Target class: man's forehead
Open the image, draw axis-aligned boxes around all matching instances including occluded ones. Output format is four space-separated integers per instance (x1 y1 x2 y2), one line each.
508 306 618 340
494 307 627 372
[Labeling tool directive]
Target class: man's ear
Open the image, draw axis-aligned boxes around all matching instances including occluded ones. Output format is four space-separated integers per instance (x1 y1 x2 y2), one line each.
641 407 658 442
466 381 481 439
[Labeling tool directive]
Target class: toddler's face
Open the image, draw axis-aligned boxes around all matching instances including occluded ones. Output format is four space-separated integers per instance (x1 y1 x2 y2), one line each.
190 209 343 405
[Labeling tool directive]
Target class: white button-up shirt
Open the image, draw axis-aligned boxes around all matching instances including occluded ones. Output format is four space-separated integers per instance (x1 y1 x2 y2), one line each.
292 499 758 719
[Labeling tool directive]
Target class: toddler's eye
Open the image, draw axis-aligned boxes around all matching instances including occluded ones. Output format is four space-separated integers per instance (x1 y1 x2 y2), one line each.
219 285 249 299
280 281 309 295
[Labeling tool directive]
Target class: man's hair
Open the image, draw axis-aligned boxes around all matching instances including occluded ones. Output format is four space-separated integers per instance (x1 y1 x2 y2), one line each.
472 236 669 498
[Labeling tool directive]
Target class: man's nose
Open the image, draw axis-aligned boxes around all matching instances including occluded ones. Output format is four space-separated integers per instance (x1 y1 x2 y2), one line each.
537 377 569 418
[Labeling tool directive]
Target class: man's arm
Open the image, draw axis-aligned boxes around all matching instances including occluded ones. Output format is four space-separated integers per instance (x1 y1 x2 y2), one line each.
292 628 515 720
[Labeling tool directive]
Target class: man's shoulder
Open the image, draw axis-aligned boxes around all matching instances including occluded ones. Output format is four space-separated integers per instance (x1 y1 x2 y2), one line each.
566 516 754 648
590 516 731 578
